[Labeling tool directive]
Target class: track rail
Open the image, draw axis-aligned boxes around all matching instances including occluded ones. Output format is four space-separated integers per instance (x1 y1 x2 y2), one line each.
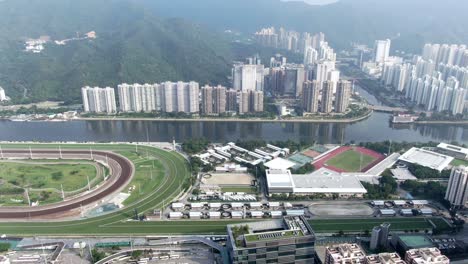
0 149 134 218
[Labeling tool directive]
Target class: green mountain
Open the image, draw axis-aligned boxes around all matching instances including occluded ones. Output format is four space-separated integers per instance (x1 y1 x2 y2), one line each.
0 0 233 103
146 0 468 52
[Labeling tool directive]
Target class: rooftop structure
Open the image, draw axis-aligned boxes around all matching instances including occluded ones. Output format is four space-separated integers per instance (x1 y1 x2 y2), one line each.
324 243 366 264
393 235 434 254
226 216 316 263
398 148 453 172
437 142 468 160
264 157 297 170
405 247 450 264
266 168 367 197
365 252 406 264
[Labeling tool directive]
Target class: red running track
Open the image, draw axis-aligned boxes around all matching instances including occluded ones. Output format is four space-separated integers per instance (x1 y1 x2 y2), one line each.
312 146 385 173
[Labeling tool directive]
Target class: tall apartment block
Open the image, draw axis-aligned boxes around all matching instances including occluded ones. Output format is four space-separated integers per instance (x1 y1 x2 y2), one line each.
445 166 468 208
117 81 199 114
404 248 450 264
226 89 238 112
81 86 117 114
334 80 352 113
324 243 366 264
370 223 391 250
302 80 320 113
227 216 317 264
118 83 163 112
233 60 265 92
201 85 227 115
239 90 264 114
320 81 334 113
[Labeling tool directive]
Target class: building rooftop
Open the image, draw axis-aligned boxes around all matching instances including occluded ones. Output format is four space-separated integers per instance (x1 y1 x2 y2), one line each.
437 142 468 155
227 216 314 248
405 247 450 264
398 147 453 171
291 168 367 194
398 235 434 249
264 157 297 170
266 169 295 189
366 253 405 264
326 243 366 263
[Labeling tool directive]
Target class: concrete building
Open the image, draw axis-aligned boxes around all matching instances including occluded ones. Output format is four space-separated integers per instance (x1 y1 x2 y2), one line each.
334 80 352 113
226 216 317 264
370 223 391 250
161 81 200 113
374 39 391 64
266 168 367 197
437 142 468 160
398 147 453 172
201 85 227 115
302 80 320 113
233 58 265 92
226 89 238 112
445 166 468 208
365 253 405 264
239 90 264 114
405 248 450 264
117 83 163 112
324 243 366 264
321 81 334 113
81 86 117 114
0 87 6 101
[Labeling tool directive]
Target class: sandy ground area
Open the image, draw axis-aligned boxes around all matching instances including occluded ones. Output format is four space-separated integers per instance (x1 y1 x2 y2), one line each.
201 173 254 186
308 202 374 216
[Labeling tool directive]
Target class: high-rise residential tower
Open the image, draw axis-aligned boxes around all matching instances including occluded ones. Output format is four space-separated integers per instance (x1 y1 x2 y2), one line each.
335 81 352 113
321 81 334 113
445 166 468 208
302 80 320 113
81 86 117 114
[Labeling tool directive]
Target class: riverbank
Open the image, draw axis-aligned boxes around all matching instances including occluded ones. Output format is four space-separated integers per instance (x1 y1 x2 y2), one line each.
414 120 468 125
76 110 373 124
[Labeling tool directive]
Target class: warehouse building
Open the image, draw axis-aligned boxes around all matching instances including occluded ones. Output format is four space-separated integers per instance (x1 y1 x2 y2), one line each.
398 148 453 172
266 168 367 197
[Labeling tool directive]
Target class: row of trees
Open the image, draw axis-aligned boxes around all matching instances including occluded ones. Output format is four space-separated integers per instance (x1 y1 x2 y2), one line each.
407 163 451 179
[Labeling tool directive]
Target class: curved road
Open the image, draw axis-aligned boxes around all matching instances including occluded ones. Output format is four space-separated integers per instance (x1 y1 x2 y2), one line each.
0 149 134 219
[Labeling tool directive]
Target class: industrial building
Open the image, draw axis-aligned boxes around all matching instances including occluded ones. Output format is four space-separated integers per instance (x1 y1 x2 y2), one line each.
266 168 367 197
398 147 453 172
226 216 317 264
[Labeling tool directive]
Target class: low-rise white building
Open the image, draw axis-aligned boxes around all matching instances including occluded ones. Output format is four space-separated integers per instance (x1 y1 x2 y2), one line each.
398 147 453 172
437 142 468 160
266 168 367 197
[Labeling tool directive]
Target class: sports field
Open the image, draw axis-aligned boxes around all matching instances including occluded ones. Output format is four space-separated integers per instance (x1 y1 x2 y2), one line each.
326 149 376 172
314 146 385 172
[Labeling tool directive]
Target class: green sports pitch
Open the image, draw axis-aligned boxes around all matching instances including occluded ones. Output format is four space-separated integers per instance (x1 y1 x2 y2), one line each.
326 149 377 172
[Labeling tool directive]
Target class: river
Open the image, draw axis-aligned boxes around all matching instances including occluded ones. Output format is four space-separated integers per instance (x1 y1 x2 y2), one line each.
1 86 468 144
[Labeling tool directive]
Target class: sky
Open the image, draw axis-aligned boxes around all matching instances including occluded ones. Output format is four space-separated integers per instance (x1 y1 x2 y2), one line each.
281 0 339 5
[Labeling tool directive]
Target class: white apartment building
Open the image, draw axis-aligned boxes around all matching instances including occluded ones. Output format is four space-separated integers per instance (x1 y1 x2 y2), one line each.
81 86 117 114
445 166 468 208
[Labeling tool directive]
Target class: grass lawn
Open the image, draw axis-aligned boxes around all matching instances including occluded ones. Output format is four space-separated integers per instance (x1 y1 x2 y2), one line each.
309 217 433 233
0 161 97 191
221 186 257 194
450 159 468 166
326 149 376 172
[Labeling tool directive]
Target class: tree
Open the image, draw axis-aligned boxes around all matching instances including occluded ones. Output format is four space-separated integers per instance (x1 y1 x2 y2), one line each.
91 249 106 263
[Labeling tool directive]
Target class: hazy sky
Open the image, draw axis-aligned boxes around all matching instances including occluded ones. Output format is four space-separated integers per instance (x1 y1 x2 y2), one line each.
282 0 339 5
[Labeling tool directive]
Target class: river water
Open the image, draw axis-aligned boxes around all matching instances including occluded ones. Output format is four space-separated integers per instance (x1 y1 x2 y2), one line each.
0 86 468 144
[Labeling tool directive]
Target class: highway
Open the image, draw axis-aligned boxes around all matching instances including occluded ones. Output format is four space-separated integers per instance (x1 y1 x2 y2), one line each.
0 149 134 219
